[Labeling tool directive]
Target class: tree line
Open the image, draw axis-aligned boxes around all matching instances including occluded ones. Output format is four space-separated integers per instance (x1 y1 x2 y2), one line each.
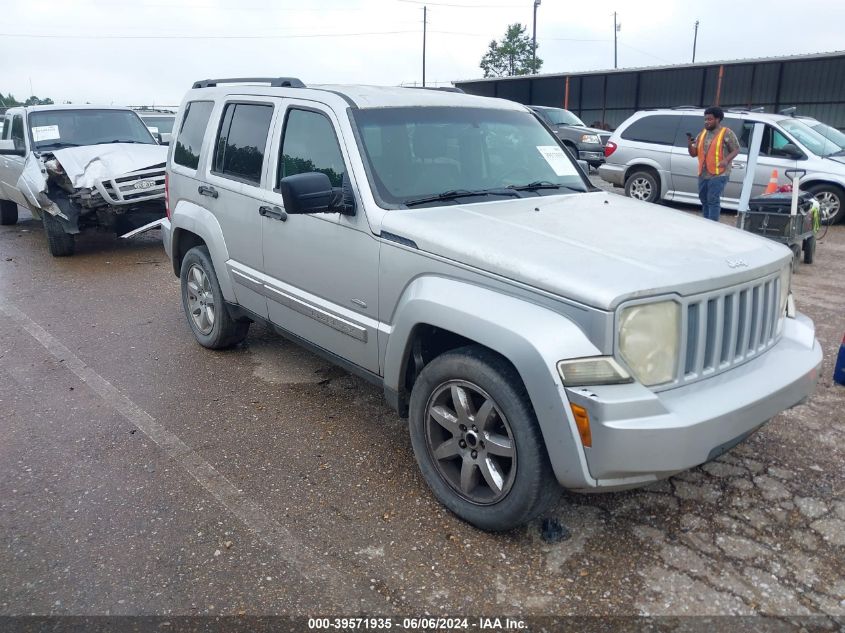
0 93 54 107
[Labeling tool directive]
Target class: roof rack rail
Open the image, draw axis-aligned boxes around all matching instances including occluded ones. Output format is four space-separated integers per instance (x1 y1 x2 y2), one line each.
670 105 701 110
403 86 465 93
779 106 797 116
192 77 305 89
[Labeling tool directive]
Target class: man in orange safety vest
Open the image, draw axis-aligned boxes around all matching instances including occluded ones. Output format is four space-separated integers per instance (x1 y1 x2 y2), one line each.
687 106 740 221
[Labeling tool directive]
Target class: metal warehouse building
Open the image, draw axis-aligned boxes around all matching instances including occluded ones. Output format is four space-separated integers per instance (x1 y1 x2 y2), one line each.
454 51 845 130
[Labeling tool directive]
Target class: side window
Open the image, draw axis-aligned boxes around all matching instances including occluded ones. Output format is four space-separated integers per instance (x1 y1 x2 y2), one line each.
212 103 274 185
278 109 346 188
1 116 10 140
722 117 750 153
11 115 25 150
673 115 703 147
620 115 678 145
174 101 214 170
760 126 793 157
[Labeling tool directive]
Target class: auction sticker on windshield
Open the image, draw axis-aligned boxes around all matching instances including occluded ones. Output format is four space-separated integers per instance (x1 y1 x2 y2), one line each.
537 145 577 176
32 125 60 142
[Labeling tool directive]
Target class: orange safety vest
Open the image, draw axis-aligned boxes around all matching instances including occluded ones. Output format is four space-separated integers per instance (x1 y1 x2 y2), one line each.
697 126 728 176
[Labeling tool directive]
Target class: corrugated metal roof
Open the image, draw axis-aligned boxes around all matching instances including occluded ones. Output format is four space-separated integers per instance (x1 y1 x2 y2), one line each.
454 49 845 85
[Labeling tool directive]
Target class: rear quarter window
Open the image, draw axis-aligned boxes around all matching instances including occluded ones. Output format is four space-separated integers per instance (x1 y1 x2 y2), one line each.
174 101 214 170
621 115 679 145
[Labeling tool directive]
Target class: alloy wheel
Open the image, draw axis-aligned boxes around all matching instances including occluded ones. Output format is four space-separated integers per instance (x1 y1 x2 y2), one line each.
424 380 517 505
186 264 215 335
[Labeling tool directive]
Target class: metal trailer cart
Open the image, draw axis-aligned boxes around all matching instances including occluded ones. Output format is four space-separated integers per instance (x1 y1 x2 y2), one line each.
736 169 818 272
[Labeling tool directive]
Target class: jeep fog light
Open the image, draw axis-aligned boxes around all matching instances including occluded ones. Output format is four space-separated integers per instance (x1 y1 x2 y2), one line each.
557 357 632 386
778 266 791 333
618 301 680 386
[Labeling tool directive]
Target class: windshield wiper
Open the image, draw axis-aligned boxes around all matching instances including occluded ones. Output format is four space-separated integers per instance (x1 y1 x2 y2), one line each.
508 181 582 192
35 142 81 149
404 188 521 207
95 139 149 145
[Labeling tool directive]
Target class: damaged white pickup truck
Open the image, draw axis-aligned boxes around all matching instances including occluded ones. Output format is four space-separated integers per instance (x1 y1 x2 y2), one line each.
0 105 167 256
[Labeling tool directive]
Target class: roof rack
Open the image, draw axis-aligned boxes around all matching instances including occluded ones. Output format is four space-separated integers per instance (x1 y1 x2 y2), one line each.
779 106 797 116
192 77 305 89
403 86 465 93
670 105 701 110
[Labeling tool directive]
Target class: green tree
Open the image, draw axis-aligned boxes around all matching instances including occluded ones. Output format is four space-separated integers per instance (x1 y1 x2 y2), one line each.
0 93 54 107
24 95 54 106
480 23 543 77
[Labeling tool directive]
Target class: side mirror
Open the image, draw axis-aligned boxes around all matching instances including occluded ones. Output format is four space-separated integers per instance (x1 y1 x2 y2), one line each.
0 139 25 156
279 172 355 215
780 143 804 159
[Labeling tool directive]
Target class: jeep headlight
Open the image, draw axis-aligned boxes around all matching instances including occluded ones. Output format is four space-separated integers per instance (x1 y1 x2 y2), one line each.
618 301 681 386
557 357 632 386
580 134 601 144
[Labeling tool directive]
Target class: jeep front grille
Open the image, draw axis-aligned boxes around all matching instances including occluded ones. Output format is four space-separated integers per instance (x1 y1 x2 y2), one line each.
676 273 782 387
93 165 165 205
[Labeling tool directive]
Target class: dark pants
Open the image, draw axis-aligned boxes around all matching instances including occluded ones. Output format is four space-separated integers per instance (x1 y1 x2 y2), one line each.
698 175 728 221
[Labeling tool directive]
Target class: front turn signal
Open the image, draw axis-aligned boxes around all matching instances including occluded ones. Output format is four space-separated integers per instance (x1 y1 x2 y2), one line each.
570 404 592 448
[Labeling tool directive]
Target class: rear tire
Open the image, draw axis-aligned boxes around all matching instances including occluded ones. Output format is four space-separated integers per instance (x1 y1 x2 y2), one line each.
624 170 659 203
0 200 18 226
790 244 801 273
180 245 249 349
42 213 75 257
408 345 559 531
803 235 816 264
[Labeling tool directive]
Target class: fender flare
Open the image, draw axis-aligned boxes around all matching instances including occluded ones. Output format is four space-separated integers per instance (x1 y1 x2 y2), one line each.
170 200 235 302
383 276 601 488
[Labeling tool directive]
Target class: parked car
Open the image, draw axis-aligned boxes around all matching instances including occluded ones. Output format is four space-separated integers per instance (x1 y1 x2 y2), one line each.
530 105 610 168
135 108 177 145
0 105 168 255
599 107 845 224
163 78 821 531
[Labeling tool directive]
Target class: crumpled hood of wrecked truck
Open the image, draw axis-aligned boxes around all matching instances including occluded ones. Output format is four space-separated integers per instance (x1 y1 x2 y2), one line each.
50 143 167 189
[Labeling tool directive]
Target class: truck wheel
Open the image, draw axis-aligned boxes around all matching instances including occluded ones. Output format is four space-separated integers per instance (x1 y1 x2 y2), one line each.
803 235 816 264
807 183 844 224
0 200 18 226
624 170 659 203
790 244 801 273
180 245 249 349
42 213 75 257
408 346 559 531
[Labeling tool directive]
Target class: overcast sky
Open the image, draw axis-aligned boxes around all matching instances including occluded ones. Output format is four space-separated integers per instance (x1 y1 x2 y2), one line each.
2 0 843 107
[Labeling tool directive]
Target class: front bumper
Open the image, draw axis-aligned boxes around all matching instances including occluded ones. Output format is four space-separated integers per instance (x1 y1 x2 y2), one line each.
565 312 822 489
161 217 173 260
577 148 605 162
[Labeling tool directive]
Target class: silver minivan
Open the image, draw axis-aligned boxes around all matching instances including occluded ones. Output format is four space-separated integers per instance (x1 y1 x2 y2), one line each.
599 108 845 224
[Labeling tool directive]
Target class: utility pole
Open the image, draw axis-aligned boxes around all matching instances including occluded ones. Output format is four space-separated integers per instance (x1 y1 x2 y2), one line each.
532 0 541 73
422 5 427 87
613 13 620 69
692 20 699 63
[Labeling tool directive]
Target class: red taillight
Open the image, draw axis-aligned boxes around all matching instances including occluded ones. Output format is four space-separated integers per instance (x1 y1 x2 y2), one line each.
604 141 617 158
165 172 170 219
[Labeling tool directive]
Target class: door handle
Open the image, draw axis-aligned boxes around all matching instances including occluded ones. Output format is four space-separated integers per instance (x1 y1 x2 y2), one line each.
732 162 745 170
198 185 218 198
259 205 288 222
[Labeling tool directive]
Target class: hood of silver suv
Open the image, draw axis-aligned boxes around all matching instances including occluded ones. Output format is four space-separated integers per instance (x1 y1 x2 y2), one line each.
380 191 791 310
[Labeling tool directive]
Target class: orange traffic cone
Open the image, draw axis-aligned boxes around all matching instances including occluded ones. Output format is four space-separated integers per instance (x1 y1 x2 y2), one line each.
764 169 779 194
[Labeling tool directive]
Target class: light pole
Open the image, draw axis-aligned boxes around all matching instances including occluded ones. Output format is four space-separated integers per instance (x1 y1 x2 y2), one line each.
532 0 541 73
692 20 699 63
613 12 620 69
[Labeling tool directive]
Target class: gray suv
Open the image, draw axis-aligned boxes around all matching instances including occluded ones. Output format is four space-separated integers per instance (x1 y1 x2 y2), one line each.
530 106 609 168
163 78 821 531
599 107 845 224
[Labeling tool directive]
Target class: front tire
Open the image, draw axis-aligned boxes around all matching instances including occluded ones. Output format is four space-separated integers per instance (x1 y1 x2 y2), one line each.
0 200 18 226
807 183 844 224
42 212 75 257
408 346 559 531
624 170 659 203
180 245 249 349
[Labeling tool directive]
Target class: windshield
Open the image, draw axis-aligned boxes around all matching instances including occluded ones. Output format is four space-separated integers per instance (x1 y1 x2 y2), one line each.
140 115 176 134
28 109 156 150
352 107 588 207
537 107 585 127
777 118 841 157
807 120 845 152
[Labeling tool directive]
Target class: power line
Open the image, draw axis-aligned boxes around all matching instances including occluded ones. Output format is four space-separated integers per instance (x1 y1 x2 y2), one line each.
0 30 417 40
